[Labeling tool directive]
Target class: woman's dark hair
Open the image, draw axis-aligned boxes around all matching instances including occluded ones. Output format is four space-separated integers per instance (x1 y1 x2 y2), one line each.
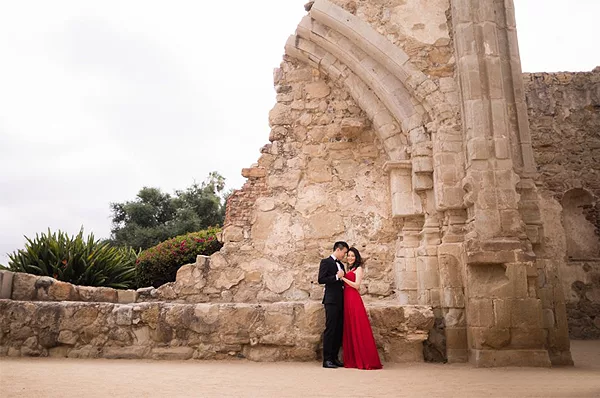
347 247 363 270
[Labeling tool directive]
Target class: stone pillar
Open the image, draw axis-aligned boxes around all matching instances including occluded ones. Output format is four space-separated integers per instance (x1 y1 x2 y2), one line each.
438 210 468 362
386 161 423 217
395 217 423 305
417 215 442 308
451 0 551 366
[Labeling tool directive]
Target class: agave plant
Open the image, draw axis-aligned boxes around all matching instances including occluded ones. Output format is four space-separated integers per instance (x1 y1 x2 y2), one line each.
7 229 137 289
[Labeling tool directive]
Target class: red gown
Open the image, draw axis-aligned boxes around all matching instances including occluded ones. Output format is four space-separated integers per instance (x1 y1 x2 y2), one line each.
342 270 383 370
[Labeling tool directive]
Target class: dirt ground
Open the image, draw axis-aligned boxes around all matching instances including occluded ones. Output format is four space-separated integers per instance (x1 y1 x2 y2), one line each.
1 340 599 398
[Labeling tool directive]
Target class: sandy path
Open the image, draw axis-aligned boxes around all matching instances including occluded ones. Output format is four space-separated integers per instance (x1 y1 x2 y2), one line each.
2 341 600 398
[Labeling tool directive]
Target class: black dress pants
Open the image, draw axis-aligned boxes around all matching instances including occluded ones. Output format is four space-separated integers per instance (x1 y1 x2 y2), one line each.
323 303 343 362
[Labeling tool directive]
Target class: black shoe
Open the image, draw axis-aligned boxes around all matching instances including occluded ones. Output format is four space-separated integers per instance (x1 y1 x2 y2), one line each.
323 360 338 368
333 359 344 367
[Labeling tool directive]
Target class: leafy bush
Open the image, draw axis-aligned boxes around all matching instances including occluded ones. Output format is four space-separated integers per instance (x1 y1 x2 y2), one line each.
135 227 222 288
7 229 137 289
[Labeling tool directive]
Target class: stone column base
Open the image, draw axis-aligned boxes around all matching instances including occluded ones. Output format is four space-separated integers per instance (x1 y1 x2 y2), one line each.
549 350 575 366
469 349 551 367
447 348 468 363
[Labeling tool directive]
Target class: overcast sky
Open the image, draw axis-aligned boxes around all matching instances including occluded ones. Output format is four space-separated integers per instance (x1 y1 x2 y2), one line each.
0 0 598 264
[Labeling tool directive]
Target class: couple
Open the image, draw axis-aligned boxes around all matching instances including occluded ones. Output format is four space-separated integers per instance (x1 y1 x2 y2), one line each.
318 241 382 370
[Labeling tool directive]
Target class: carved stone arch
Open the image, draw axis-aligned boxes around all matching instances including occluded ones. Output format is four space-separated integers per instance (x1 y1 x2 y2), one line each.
284 0 455 160
561 188 599 259
285 0 459 218
285 36 408 161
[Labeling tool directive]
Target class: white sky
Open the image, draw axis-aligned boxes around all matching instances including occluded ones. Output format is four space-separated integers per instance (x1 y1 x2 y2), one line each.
0 0 598 264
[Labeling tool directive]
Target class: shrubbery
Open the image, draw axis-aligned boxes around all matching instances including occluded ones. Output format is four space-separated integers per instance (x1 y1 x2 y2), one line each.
6 229 137 289
135 227 222 288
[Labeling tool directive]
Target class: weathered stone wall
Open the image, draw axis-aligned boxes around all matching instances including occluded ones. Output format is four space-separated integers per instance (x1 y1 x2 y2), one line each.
525 71 600 210
222 58 400 303
525 69 600 339
0 299 434 362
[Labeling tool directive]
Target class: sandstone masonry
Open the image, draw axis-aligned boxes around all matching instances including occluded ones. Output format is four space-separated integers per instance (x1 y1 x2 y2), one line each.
524 70 600 339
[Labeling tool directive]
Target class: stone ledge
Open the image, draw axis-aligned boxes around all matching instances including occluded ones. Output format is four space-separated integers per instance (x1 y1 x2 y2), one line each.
469 349 551 368
0 300 434 363
4 271 137 304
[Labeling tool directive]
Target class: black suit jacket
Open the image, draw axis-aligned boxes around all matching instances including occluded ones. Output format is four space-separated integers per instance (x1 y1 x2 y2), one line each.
318 256 344 305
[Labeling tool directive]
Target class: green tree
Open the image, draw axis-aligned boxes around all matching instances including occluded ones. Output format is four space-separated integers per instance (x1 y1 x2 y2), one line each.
109 172 227 250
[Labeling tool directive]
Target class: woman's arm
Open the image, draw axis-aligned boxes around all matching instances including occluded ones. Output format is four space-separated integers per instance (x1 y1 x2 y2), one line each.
342 267 363 290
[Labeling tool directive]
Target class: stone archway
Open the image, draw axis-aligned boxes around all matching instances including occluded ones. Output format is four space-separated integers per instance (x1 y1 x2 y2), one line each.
221 0 574 367
562 189 599 260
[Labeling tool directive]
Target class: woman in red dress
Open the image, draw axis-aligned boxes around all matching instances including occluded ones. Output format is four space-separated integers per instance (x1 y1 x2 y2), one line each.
340 247 383 370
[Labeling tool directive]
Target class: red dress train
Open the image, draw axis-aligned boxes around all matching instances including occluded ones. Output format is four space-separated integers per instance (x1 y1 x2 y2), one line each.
342 270 383 370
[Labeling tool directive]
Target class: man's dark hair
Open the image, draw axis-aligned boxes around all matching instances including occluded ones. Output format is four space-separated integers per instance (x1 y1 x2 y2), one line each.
333 241 349 252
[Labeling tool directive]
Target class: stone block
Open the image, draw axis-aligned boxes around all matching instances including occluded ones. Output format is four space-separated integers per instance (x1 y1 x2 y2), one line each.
510 298 543 329
397 289 418 305
443 287 465 308
500 210 524 235
243 346 282 362
269 103 293 126
510 327 547 349
48 280 78 301
445 327 468 350
11 272 38 300
0 270 14 299
412 156 433 173
438 252 463 288
444 309 466 327
412 173 433 191
306 211 345 239
304 81 331 99
438 186 466 209
469 326 510 349
77 286 118 303
492 299 511 328
222 226 244 243
466 262 528 298
48 346 71 358
103 346 148 359
494 137 510 159
396 271 417 290
241 167 267 178
542 309 555 328
382 340 424 362
470 349 551 367
151 347 194 360
466 298 494 327
447 348 469 363
306 158 332 183
467 137 489 160
114 305 133 326
391 191 423 217
57 330 79 345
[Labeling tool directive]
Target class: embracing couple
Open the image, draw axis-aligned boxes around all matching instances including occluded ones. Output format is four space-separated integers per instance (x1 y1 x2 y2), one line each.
318 241 383 370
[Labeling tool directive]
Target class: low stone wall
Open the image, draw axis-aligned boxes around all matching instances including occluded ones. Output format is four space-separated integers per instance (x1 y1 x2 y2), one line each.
0 300 434 362
0 270 138 304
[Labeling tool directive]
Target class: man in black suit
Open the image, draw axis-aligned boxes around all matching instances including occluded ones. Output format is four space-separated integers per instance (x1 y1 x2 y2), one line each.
318 241 349 368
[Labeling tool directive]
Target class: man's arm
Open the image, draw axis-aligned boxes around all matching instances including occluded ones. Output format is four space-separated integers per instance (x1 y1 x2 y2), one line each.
318 258 337 285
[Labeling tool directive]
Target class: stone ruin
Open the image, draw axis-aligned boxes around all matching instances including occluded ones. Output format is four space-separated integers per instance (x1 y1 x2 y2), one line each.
1 0 599 367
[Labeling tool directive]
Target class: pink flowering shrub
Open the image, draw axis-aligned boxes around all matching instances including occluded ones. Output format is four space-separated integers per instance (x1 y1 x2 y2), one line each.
135 227 222 288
